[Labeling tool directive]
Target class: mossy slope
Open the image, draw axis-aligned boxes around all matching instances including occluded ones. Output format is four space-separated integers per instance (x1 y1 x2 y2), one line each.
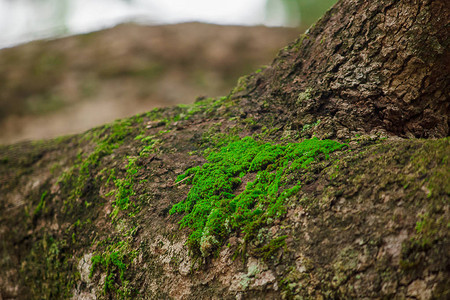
0 95 448 299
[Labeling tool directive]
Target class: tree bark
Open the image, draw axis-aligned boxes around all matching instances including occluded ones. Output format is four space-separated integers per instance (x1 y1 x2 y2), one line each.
239 0 449 138
0 0 449 299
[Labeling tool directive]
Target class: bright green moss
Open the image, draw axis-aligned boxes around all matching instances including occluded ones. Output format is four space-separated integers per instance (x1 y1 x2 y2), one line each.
89 156 141 298
111 157 139 216
34 190 48 215
90 240 137 296
102 156 141 219
170 136 345 257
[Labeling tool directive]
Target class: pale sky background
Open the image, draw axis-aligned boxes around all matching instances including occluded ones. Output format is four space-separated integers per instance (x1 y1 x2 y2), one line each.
0 0 288 48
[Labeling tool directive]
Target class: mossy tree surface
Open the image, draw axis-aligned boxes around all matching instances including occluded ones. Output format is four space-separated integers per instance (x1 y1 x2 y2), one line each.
0 0 449 299
170 137 345 257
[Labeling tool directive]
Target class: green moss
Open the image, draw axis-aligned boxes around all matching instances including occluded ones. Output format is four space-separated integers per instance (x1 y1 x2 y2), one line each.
184 96 228 119
401 213 447 271
231 75 251 94
252 235 287 260
145 107 164 121
34 190 48 215
302 119 321 132
145 96 228 126
43 117 145 298
58 118 139 207
90 240 137 297
79 120 161 298
20 234 76 299
410 137 450 200
170 136 345 257
110 156 141 218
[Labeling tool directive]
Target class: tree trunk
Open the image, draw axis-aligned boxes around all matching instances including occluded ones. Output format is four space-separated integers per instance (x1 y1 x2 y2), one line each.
239 0 449 139
0 0 449 299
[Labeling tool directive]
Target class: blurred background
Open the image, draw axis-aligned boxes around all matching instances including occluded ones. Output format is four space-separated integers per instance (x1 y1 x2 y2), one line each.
0 0 337 144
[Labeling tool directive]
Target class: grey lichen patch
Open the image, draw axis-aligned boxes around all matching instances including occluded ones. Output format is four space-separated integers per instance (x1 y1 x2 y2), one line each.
302 119 321 133
247 257 263 277
148 235 191 276
239 274 251 291
331 246 359 288
297 88 313 104
229 257 277 293
199 232 220 257
79 253 94 284
72 253 97 300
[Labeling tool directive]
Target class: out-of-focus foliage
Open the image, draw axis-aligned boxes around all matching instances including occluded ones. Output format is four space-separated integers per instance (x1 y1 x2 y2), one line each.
266 0 337 27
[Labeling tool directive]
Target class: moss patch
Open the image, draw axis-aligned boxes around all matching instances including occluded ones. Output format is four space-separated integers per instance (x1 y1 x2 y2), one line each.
20 233 77 299
90 238 138 297
170 136 345 257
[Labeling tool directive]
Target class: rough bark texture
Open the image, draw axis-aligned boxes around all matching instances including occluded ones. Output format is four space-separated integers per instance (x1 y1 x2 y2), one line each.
239 0 449 139
0 0 449 299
